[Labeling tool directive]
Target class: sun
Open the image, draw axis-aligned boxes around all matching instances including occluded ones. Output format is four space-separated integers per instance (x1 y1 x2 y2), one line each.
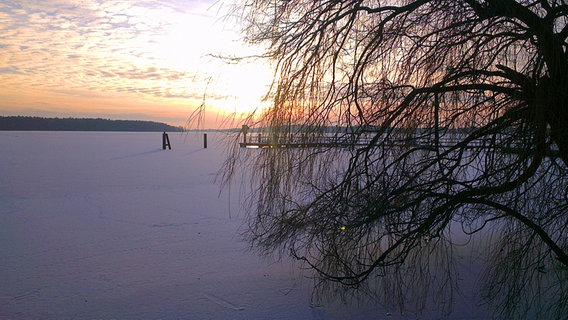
213 60 273 115
134 6 273 117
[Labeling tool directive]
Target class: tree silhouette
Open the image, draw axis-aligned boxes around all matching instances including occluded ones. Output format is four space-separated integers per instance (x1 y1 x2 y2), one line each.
225 1 568 317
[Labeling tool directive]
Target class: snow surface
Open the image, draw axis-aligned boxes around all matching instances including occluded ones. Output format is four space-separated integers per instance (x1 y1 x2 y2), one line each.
0 131 489 319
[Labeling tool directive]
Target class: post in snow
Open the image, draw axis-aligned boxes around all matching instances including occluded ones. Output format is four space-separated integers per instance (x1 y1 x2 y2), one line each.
242 124 250 145
162 131 171 150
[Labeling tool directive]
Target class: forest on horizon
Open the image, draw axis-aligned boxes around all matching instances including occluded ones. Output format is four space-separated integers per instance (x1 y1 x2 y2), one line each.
0 116 184 132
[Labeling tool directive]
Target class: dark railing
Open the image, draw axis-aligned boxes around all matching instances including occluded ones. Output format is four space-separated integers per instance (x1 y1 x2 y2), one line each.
239 131 560 158
240 132 489 149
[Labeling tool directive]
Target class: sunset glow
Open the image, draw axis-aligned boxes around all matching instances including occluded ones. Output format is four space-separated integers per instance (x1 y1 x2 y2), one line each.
0 0 272 127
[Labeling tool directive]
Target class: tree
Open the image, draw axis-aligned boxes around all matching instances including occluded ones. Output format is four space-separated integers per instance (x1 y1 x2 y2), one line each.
225 0 568 317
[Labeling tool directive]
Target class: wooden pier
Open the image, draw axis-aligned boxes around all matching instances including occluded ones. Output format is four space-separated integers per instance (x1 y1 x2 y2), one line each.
239 133 374 148
237 127 560 158
238 131 544 154
240 136 370 148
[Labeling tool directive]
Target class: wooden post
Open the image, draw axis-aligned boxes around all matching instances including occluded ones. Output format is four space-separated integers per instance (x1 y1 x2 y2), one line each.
162 132 171 150
203 133 208 148
242 124 249 146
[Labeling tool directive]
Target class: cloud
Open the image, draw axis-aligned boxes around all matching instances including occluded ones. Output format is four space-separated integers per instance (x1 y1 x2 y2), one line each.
0 0 267 126
0 66 23 74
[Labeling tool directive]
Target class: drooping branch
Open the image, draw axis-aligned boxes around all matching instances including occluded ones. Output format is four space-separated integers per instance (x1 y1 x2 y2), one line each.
463 197 568 267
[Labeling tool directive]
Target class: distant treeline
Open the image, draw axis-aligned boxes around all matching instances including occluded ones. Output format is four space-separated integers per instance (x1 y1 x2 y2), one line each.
0 116 184 132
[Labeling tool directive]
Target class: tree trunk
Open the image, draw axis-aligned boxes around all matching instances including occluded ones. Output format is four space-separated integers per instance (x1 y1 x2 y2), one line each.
546 95 568 166
539 72 568 166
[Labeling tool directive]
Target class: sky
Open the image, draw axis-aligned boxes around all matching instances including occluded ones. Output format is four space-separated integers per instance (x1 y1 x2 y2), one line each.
0 0 272 127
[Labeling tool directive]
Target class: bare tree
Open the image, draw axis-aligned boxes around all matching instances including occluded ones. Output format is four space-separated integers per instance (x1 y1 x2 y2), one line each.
223 0 568 317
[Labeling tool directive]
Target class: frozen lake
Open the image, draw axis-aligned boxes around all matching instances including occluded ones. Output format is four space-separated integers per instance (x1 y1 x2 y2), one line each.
0 131 488 319
0 131 380 319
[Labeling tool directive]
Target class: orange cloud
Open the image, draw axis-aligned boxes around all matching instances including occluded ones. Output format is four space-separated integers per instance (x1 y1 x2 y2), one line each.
0 0 271 128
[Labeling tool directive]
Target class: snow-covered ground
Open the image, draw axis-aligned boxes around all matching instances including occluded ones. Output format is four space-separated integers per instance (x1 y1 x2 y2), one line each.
0 131 370 319
0 131 488 319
